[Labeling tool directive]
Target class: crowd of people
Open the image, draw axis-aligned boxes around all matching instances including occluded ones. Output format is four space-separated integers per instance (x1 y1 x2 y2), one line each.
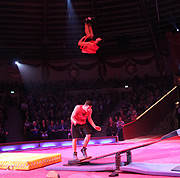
0 96 8 143
21 81 119 141
106 75 174 140
0 75 174 142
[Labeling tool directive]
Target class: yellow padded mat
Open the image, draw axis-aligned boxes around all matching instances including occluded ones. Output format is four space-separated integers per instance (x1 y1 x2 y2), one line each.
0 153 61 170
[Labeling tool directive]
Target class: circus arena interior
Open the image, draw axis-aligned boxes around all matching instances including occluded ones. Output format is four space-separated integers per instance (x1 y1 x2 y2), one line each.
0 0 180 178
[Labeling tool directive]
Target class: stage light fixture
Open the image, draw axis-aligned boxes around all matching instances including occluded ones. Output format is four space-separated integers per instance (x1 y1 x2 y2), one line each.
177 29 179 32
15 61 19 65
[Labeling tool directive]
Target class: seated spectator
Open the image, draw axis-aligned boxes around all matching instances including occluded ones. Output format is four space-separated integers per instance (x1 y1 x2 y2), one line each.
56 111 63 121
48 120 57 140
65 117 71 131
0 107 4 125
127 105 137 118
116 108 127 123
23 111 31 122
93 106 102 126
56 120 68 139
54 120 61 139
24 119 31 140
114 115 118 125
120 104 128 115
46 119 50 127
0 122 8 143
128 110 138 122
136 103 144 115
35 119 41 130
116 116 125 141
30 121 40 140
21 100 28 115
48 109 55 121
106 117 117 136
40 120 48 140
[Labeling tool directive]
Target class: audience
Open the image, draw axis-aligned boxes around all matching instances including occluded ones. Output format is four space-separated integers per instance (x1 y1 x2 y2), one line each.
17 80 119 140
105 75 174 139
0 75 174 142
30 121 40 140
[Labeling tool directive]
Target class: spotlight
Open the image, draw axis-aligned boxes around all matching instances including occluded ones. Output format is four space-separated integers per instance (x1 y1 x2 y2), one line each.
15 61 19 65
177 28 179 32
125 85 129 88
175 101 179 109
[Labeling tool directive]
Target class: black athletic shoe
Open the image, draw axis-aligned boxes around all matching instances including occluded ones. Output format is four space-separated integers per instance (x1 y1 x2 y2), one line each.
81 147 87 158
73 152 78 160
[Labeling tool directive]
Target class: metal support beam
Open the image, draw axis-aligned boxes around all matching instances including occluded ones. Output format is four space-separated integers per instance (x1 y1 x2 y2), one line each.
42 0 48 57
115 152 121 171
155 0 160 21
140 0 164 74
126 150 132 164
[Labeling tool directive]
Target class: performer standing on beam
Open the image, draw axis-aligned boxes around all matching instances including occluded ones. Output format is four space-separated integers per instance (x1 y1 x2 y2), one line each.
78 17 103 54
70 100 101 160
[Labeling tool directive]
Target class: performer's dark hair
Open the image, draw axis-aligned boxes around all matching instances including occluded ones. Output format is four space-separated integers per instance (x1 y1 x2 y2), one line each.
96 39 104 47
85 100 92 106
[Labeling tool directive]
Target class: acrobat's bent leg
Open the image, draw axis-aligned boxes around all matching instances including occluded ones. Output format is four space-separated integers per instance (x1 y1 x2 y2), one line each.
83 134 91 148
85 23 94 39
72 138 78 152
72 138 78 159
81 134 91 157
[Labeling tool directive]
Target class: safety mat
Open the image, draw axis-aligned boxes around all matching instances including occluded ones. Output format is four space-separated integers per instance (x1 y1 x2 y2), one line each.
0 153 61 170
121 162 180 177
46 160 115 172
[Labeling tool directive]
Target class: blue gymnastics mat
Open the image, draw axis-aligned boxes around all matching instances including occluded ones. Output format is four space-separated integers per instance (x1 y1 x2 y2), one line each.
121 162 180 177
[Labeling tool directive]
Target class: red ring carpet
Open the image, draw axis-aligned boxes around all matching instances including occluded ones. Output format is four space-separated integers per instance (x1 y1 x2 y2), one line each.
0 136 180 178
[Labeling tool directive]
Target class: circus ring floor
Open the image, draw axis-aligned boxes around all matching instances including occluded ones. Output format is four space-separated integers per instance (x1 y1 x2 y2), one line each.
0 135 180 178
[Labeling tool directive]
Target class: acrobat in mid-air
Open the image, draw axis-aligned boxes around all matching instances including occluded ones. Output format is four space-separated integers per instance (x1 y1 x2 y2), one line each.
78 17 103 54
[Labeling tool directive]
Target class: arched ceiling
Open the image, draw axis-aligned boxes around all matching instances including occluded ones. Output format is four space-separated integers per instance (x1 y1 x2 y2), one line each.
0 0 180 62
